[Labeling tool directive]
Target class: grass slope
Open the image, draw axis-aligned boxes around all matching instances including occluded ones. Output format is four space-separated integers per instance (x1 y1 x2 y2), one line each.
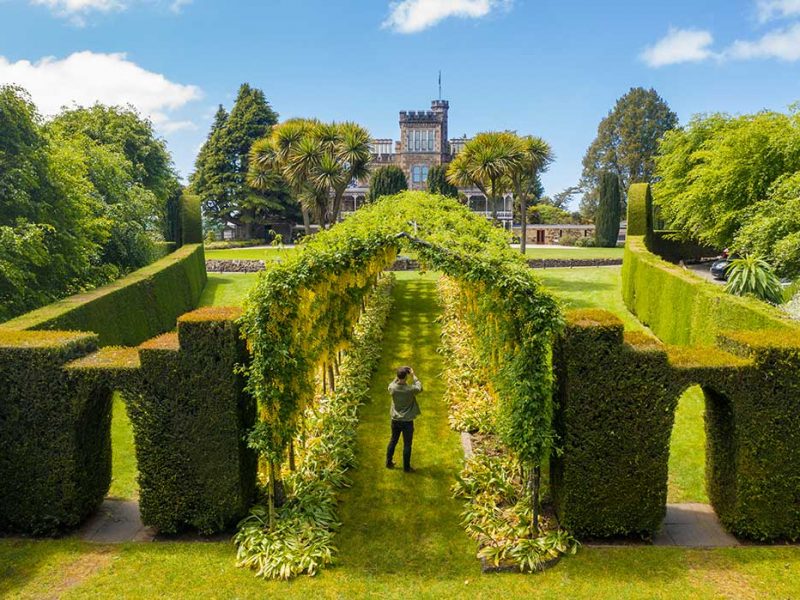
525 246 624 260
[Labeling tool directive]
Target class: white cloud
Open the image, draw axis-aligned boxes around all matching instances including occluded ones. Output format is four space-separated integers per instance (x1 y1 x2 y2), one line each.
30 0 191 24
382 0 511 34
756 0 800 22
727 22 800 60
640 28 716 67
0 51 202 133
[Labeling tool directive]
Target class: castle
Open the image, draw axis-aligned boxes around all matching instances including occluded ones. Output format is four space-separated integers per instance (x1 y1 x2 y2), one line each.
342 98 515 227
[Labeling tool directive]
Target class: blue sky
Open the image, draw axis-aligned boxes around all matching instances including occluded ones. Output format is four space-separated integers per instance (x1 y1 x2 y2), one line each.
2 0 800 206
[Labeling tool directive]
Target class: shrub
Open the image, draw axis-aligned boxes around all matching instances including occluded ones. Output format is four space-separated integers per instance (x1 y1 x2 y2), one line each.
125 307 257 534
594 172 621 247
551 310 682 538
367 165 408 203
724 255 784 304
2 244 207 347
427 165 459 198
0 330 110 535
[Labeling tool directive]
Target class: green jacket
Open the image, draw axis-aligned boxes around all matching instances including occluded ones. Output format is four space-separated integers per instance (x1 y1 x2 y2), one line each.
388 377 422 421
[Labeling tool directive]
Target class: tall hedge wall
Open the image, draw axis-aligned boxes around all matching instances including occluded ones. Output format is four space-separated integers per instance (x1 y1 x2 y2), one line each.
622 236 799 346
2 244 207 347
552 310 683 538
181 192 203 245
0 330 111 534
125 307 256 534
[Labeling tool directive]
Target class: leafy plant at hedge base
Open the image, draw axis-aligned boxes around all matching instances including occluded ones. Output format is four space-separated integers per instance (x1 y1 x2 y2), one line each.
724 255 784 305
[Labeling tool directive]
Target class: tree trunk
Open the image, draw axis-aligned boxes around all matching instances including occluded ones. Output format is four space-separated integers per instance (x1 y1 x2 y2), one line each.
531 465 541 536
268 460 276 529
520 194 528 254
322 363 327 394
288 439 296 472
327 363 336 392
302 209 312 237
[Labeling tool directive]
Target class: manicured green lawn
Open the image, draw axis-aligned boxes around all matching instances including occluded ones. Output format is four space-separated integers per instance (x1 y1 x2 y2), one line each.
198 273 260 307
108 394 137 500
203 246 296 261
2 271 799 598
525 246 624 260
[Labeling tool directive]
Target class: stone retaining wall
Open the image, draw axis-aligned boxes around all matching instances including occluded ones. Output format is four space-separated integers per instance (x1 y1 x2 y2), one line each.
205 257 623 273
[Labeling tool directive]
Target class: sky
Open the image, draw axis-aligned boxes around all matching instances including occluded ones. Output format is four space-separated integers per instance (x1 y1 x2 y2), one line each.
2 0 800 207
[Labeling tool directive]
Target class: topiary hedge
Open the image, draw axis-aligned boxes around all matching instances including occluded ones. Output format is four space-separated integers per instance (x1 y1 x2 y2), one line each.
0 330 111 535
622 236 799 346
125 307 256 534
552 308 800 541
2 244 207 347
181 191 203 245
551 309 682 538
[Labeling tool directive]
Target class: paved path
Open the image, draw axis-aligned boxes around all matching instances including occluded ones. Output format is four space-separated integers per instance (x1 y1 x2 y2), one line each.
80 499 154 543
653 503 739 547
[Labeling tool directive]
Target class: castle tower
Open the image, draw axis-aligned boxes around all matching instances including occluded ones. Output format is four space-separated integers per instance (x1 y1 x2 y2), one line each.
398 99 450 190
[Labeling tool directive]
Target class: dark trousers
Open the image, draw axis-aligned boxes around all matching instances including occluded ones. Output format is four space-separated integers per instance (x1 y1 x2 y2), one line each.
386 419 414 469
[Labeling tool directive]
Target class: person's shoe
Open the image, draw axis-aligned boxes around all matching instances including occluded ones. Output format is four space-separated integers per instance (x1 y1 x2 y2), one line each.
403 467 415 473
386 462 395 469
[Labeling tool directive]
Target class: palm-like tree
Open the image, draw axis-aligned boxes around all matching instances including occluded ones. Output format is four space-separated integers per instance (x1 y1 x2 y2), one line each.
446 132 516 220
248 119 372 232
510 136 554 254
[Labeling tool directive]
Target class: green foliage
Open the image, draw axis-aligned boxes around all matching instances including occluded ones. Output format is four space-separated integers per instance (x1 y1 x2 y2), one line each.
0 86 180 322
734 172 800 277
580 87 677 220
235 276 394 579
0 330 110 535
2 244 207 347
527 203 573 224
126 307 257 534
426 164 458 197
595 172 621 247
367 165 407 202
248 118 372 229
180 191 203 244
626 183 652 237
192 85 290 235
654 108 800 248
724 255 784 304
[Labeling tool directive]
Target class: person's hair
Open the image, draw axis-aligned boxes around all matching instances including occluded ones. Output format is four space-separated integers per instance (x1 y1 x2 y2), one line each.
396 366 412 380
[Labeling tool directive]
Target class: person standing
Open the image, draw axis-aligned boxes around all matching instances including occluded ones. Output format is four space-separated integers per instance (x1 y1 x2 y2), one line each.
386 366 422 473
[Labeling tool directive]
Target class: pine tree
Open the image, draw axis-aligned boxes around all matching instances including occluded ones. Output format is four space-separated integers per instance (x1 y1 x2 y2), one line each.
367 166 408 202
427 165 458 198
595 172 621 247
191 84 284 238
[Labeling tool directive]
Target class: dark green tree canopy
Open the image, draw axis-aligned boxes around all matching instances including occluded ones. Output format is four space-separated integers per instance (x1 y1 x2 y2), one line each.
427 164 458 198
368 165 408 202
191 84 290 236
580 87 677 220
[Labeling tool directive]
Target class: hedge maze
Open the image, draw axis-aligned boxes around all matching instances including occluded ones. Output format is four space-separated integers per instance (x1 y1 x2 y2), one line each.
1 188 799 547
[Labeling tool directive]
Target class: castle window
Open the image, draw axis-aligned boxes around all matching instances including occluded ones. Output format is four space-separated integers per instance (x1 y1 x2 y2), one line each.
406 132 412 151
428 130 435 151
414 130 421 151
412 165 429 184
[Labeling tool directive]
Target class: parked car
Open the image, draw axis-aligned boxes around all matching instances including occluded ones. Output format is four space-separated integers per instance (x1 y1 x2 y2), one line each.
711 249 733 280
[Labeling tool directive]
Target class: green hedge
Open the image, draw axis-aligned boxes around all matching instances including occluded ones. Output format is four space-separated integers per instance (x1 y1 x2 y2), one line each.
181 192 203 245
0 330 110 535
125 307 256 534
2 244 207 347
622 236 799 346
669 334 800 540
551 310 682 538
626 183 652 237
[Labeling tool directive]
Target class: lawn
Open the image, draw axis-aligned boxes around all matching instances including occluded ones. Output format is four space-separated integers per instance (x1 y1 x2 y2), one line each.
525 246 624 260
203 246 297 261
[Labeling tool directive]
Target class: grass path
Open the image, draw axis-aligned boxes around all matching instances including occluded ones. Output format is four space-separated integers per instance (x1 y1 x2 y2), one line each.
334 272 476 578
